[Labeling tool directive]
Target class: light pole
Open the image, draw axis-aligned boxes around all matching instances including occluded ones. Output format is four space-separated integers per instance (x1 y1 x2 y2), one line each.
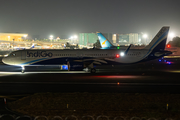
74 35 77 44
139 39 141 45
13 39 14 51
24 35 27 41
8 36 10 41
49 35 53 44
70 36 73 43
143 34 148 45
169 32 175 41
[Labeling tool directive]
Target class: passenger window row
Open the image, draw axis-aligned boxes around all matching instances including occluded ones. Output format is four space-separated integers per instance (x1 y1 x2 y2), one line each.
54 54 76 56
54 54 108 57
127 54 140 56
84 54 108 56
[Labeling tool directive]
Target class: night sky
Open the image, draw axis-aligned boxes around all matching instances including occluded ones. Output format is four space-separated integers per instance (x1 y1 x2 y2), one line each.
0 0 180 39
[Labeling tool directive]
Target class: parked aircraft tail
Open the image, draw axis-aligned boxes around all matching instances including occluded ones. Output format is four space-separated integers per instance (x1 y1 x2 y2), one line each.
96 32 113 48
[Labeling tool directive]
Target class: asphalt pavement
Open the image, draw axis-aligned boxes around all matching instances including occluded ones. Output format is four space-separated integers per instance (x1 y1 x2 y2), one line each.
0 57 180 95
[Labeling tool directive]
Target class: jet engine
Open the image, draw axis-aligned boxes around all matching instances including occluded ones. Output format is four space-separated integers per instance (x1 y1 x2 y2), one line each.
67 61 84 71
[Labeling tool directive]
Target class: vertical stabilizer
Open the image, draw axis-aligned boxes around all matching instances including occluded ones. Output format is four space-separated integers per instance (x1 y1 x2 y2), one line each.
144 27 169 51
30 44 34 49
97 32 113 48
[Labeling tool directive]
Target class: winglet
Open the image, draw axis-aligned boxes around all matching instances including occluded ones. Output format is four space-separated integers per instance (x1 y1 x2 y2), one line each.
125 44 132 55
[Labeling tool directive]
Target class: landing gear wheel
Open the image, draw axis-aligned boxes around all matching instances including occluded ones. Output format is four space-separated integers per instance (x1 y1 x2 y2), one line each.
67 61 70 71
21 66 25 73
21 70 25 73
84 68 89 72
91 68 96 73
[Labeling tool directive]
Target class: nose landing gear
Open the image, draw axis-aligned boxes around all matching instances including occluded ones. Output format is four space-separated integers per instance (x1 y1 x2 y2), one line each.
21 66 25 73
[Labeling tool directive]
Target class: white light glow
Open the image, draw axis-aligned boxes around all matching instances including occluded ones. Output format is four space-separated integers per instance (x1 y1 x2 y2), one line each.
69 36 73 39
8 36 10 41
120 52 125 56
49 35 53 40
169 32 175 38
74 35 77 39
143 34 148 38
21 66 25 70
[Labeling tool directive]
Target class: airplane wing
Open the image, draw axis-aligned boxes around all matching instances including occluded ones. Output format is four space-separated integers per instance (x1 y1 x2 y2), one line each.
73 58 112 67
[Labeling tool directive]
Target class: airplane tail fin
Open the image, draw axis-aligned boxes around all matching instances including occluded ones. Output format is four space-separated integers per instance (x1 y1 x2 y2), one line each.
96 32 113 48
30 44 34 49
144 26 169 52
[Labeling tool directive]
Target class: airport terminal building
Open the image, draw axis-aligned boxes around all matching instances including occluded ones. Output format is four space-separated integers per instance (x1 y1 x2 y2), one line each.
79 33 113 47
78 32 147 47
0 33 28 41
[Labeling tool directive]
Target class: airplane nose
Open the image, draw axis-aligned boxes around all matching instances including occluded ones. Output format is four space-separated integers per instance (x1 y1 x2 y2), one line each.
2 57 6 64
2 57 11 65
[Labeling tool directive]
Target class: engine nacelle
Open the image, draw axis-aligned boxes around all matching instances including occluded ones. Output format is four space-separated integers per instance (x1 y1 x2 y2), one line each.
67 62 84 71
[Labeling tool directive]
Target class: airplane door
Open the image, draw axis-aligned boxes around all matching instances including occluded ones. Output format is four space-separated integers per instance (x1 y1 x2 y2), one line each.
21 51 26 60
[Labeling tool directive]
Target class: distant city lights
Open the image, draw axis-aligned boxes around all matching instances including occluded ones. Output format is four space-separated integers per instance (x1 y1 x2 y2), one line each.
69 35 78 40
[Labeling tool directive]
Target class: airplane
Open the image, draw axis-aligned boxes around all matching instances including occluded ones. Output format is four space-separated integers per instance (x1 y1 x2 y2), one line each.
13 44 34 50
2 27 172 73
97 32 118 49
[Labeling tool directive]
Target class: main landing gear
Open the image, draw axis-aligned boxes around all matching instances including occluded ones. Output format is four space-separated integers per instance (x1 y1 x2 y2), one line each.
90 68 96 73
87 63 96 73
84 68 96 73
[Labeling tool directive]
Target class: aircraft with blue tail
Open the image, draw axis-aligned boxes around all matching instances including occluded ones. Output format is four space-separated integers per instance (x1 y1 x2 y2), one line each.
14 44 35 50
96 32 117 49
2 27 172 73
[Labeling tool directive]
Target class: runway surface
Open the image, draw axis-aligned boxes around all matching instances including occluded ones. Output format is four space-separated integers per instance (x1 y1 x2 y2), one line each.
0 70 180 95
0 58 180 96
